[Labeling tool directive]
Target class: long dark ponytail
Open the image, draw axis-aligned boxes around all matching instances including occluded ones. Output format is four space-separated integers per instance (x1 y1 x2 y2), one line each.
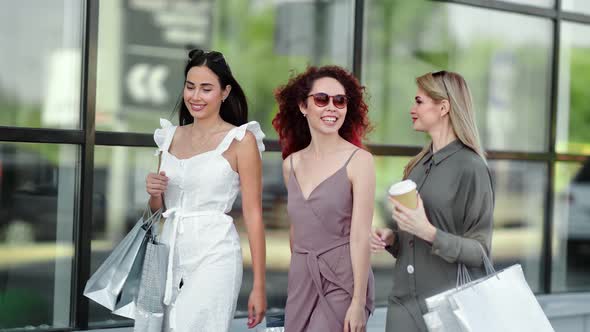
177 49 248 126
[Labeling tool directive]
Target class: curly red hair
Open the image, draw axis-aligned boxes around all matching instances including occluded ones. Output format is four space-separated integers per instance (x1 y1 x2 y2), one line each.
272 66 372 159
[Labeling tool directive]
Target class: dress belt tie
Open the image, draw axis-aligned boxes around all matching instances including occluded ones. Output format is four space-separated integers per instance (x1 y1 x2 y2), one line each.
293 237 352 329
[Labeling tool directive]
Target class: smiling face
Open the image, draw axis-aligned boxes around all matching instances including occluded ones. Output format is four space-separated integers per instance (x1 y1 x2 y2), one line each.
300 77 348 135
410 87 448 133
183 65 230 121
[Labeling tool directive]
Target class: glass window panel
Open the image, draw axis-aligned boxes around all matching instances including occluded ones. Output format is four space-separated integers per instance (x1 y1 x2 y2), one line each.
556 22 590 155
0 142 78 330
552 159 590 292
363 1 553 152
89 146 157 325
562 0 590 14
96 0 354 136
488 160 546 292
0 1 83 129
502 0 555 7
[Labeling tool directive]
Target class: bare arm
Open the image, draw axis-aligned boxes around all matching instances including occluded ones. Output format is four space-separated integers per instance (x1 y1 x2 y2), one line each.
348 150 374 305
343 150 375 331
237 131 267 327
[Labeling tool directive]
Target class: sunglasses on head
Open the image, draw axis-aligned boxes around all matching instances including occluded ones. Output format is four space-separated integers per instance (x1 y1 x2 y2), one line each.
188 49 225 63
307 93 348 109
432 70 450 98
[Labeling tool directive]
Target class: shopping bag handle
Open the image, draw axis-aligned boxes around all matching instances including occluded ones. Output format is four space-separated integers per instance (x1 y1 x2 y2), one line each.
456 242 495 287
140 207 163 232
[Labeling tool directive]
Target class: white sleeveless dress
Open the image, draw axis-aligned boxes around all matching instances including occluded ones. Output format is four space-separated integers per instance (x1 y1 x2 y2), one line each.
134 118 265 332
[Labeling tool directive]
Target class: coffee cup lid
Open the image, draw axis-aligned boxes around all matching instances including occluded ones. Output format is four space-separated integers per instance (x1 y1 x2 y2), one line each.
388 179 417 196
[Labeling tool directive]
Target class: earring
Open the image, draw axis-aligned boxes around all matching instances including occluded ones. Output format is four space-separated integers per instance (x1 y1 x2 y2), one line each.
302 113 307 117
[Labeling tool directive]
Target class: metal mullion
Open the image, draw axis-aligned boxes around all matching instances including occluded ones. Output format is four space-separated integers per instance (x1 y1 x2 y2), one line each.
542 0 561 294
72 0 99 329
352 0 365 78
0 127 84 144
486 151 552 161
92 129 590 162
95 131 154 147
94 132 283 153
93 133 590 162
561 11 590 24
367 144 556 161
433 0 557 18
85 321 135 331
556 153 589 162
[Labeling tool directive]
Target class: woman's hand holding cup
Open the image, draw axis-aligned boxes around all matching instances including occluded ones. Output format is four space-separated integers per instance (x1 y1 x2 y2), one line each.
388 180 436 243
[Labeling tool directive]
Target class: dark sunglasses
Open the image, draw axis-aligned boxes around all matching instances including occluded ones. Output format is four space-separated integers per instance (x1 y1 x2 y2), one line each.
432 70 450 98
307 93 348 109
188 49 225 63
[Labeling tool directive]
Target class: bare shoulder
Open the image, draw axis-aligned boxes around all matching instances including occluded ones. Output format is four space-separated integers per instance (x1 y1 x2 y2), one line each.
346 148 374 182
237 129 256 146
349 148 374 169
282 154 290 176
232 129 259 157
282 152 298 185
283 150 300 170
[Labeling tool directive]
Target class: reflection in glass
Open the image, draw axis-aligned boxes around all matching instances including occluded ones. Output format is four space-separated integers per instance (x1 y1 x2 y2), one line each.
556 22 590 155
96 0 354 136
0 142 78 329
0 1 83 129
562 0 590 14
552 160 590 292
488 160 546 292
363 1 552 152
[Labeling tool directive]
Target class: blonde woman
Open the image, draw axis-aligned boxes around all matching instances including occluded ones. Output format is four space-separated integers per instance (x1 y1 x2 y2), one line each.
371 71 495 331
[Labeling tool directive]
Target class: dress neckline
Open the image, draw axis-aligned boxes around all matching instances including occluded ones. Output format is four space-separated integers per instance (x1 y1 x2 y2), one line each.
291 166 348 202
166 125 236 161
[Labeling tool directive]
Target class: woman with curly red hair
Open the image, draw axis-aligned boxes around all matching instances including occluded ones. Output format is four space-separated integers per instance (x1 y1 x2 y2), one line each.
273 66 375 332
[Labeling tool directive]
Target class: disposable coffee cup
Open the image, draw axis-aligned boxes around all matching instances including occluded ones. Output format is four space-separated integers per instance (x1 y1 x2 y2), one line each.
388 180 418 209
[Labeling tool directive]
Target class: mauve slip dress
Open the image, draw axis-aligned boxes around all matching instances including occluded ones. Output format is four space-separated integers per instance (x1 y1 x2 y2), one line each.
284 149 375 332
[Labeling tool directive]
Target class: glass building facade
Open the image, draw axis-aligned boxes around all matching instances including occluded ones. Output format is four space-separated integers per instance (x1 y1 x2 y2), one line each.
1 0 589 330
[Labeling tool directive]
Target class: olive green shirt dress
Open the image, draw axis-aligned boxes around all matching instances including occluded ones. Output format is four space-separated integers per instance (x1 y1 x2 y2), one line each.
385 140 495 332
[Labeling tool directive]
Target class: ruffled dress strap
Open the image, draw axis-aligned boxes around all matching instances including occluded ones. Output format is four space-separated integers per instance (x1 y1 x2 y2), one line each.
153 118 177 156
215 121 265 156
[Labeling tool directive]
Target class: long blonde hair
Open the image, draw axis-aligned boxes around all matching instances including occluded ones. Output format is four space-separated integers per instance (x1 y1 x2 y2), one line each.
403 71 486 179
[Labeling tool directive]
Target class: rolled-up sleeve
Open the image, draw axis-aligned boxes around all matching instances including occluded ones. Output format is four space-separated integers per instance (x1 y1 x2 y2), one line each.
431 163 494 267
